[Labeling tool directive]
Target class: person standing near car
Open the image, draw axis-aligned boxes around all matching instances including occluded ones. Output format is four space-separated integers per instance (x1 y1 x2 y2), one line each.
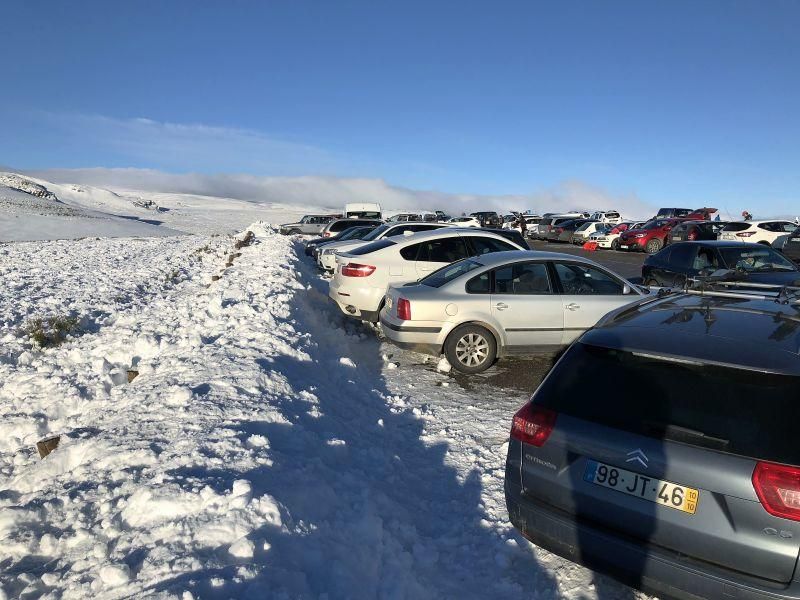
742 210 753 221
517 213 527 236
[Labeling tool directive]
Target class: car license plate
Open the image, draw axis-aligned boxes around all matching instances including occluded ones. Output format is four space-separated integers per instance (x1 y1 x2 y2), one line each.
672 236 682 241
792 238 800 242
722 234 734 240
584 460 699 514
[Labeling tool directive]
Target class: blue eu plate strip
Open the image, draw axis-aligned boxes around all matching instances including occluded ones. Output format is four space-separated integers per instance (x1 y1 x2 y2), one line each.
584 460 598 483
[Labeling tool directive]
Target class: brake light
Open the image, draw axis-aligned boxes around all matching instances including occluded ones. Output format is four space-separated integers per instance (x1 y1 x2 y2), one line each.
736 231 756 237
323 232 331 237
753 462 800 521
341 263 376 277
510 404 557 447
397 298 411 320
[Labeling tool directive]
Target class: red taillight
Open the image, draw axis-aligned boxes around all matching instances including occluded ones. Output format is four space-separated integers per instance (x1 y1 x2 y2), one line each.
688 230 698 240
341 263 376 277
323 232 331 237
396 298 411 320
736 231 756 237
510 404 557 447
753 462 800 521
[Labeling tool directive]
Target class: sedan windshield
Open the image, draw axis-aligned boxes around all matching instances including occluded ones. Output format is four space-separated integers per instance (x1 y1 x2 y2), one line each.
338 226 371 241
720 247 797 272
642 219 669 230
420 259 484 288
362 224 390 241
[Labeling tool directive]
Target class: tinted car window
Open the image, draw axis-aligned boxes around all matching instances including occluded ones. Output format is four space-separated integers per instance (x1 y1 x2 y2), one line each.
421 259 484 288
666 244 697 268
348 239 396 255
494 262 551 295
670 223 687 235
554 262 624 295
534 343 800 464
466 272 491 294
416 237 469 263
469 236 517 255
400 243 421 261
329 220 377 233
722 222 751 232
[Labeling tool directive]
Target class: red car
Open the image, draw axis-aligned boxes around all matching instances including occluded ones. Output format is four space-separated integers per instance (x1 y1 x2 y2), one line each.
620 208 718 254
618 218 682 253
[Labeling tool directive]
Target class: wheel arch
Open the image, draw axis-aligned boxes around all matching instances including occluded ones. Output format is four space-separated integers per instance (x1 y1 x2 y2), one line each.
445 319 505 356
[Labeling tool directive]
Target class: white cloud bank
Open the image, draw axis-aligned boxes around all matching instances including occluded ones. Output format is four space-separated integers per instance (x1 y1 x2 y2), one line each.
23 167 657 219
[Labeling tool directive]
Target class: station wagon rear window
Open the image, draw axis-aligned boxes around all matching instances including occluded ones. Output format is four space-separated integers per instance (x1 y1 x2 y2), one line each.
533 343 800 464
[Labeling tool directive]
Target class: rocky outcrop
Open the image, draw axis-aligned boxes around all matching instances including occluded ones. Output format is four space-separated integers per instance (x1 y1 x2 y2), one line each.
0 173 60 201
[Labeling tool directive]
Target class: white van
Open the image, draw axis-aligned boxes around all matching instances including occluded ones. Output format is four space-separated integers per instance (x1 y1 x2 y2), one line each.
344 203 382 220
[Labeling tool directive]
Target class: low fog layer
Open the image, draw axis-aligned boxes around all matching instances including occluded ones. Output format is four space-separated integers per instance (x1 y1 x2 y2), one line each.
23 167 658 220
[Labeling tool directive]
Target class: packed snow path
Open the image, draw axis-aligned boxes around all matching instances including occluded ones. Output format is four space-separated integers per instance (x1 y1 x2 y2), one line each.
0 226 645 599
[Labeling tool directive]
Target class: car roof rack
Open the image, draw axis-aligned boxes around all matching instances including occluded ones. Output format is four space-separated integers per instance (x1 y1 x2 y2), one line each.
683 271 800 305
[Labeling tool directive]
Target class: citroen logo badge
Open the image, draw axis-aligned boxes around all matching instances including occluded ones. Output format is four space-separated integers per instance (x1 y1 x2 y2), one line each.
626 448 649 468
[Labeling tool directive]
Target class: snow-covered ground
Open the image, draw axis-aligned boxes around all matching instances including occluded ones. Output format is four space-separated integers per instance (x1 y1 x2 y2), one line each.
0 233 648 600
0 176 649 598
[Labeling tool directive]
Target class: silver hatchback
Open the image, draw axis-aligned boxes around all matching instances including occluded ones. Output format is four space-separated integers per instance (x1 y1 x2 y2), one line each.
379 251 644 373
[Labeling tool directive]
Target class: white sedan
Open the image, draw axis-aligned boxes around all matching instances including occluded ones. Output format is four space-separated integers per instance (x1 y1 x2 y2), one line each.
379 251 646 373
328 229 526 322
317 222 453 270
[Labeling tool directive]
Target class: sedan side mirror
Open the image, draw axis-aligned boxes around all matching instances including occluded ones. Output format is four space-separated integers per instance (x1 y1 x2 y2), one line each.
623 284 632 295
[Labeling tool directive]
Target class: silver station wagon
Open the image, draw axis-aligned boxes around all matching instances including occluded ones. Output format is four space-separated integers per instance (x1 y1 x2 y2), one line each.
379 250 646 373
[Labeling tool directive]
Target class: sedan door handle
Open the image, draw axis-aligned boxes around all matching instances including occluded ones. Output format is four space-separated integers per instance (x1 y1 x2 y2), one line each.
566 303 581 311
494 302 509 310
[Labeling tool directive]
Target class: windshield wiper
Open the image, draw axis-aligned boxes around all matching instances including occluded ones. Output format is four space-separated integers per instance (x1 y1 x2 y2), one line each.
644 421 730 451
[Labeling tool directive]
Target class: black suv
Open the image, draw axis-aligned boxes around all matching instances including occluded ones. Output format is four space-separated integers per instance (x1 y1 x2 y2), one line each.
506 281 800 599
469 211 502 228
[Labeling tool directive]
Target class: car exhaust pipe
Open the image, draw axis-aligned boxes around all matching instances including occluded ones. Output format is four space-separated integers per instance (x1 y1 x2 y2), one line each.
345 305 357 314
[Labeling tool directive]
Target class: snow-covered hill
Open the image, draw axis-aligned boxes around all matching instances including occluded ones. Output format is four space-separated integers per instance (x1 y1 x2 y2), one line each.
0 172 311 241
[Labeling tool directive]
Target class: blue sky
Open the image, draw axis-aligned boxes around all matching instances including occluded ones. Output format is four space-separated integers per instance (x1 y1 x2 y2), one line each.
1 1 799 213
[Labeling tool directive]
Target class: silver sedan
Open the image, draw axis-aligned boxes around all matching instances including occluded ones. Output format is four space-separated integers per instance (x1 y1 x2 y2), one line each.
379 250 647 373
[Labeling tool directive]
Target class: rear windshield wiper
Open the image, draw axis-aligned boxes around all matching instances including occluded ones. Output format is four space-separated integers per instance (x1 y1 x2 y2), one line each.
644 421 730 451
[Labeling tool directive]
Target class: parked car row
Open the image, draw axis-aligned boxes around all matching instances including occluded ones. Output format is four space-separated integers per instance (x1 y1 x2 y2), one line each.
301 214 800 598
298 222 649 375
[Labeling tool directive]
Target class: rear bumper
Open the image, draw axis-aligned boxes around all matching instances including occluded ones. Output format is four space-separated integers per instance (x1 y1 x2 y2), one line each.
505 480 800 600
379 315 445 355
328 279 384 322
